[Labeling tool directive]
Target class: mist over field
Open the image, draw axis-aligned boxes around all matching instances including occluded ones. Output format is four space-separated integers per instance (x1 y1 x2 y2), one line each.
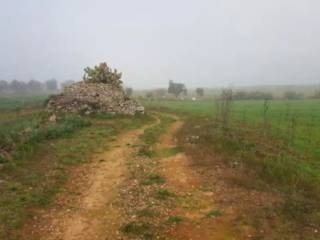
1 0 320 89
1 1 320 240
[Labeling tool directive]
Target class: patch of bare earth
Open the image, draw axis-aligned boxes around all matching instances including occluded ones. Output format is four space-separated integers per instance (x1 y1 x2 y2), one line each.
19 114 281 240
21 123 152 240
157 119 280 240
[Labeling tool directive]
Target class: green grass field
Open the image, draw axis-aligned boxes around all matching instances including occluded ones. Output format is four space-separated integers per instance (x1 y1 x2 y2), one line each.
0 95 49 112
145 98 320 232
145 99 320 158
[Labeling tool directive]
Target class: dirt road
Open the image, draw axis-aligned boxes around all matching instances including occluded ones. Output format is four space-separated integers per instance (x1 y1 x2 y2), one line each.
23 121 153 240
22 114 275 240
157 120 239 240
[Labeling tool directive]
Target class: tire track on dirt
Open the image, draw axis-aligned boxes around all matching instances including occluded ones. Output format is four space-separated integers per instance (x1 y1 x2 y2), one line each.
22 119 158 240
157 117 240 240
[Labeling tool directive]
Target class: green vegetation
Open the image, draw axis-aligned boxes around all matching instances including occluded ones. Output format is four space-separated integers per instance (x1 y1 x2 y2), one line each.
140 114 175 145
83 62 122 86
156 189 175 200
167 216 183 223
144 99 320 158
156 147 182 158
0 95 152 239
206 210 222 218
138 114 175 158
0 113 91 164
0 95 48 111
136 209 157 218
145 98 320 237
142 173 166 185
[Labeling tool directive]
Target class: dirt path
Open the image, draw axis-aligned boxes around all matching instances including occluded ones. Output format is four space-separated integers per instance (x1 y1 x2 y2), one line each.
23 121 155 240
157 117 252 239
155 116 280 240
157 120 238 240
21 114 274 240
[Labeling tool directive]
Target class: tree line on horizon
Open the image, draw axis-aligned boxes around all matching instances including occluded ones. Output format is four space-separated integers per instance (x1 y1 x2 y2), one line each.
0 79 75 95
1 77 319 100
144 80 320 100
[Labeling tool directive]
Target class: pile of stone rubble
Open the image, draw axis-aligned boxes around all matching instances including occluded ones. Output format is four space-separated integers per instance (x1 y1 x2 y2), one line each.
47 82 144 115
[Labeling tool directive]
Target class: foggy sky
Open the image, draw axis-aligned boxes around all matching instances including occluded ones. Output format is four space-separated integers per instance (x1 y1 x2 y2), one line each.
0 0 320 89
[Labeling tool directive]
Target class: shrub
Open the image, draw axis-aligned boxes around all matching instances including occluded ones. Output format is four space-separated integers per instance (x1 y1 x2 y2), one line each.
142 173 165 185
155 189 174 199
83 62 122 87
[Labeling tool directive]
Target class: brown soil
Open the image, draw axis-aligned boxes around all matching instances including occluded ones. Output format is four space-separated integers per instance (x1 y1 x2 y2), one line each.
21 123 152 240
20 114 280 240
157 118 279 240
158 121 238 240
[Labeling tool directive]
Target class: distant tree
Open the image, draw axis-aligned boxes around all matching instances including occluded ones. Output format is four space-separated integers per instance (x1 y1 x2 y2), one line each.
168 80 186 98
10 80 28 93
196 88 204 97
45 79 58 92
125 87 133 96
83 62 122 87
284 91 303 100
0 80 8 93
27 79 44 92
61 80 75 89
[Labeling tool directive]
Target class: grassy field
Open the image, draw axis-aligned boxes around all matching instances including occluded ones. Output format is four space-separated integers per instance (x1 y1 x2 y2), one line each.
145 98 320 236
145 99 320 158
0 95 49 112
0 95 153 239
1 95 319 239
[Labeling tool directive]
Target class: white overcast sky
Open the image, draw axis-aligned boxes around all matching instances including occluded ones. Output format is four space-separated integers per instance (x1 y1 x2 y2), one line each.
0 0 320 88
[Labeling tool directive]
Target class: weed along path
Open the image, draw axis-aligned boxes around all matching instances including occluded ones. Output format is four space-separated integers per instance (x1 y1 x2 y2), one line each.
22 119 157 240
157 119 238 240
116 114 246 240
21 113 256 240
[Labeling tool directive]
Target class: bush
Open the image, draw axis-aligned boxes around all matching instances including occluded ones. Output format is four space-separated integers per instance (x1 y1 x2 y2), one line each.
0 113 91 162
83 62 122 87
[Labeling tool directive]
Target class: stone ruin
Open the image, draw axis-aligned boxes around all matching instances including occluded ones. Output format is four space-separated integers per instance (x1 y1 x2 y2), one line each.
47 63 144 115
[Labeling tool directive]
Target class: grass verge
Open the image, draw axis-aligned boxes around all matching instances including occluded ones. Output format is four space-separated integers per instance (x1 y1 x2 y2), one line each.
177 115 320 239
0 112 152 240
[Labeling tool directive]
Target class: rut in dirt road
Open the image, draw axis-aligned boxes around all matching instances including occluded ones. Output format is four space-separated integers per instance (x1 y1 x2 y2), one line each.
23 121 156 240
22 114 254 240
158 120 234 240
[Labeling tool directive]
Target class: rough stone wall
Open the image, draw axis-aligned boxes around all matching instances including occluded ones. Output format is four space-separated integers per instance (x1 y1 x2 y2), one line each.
47 82 144 115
